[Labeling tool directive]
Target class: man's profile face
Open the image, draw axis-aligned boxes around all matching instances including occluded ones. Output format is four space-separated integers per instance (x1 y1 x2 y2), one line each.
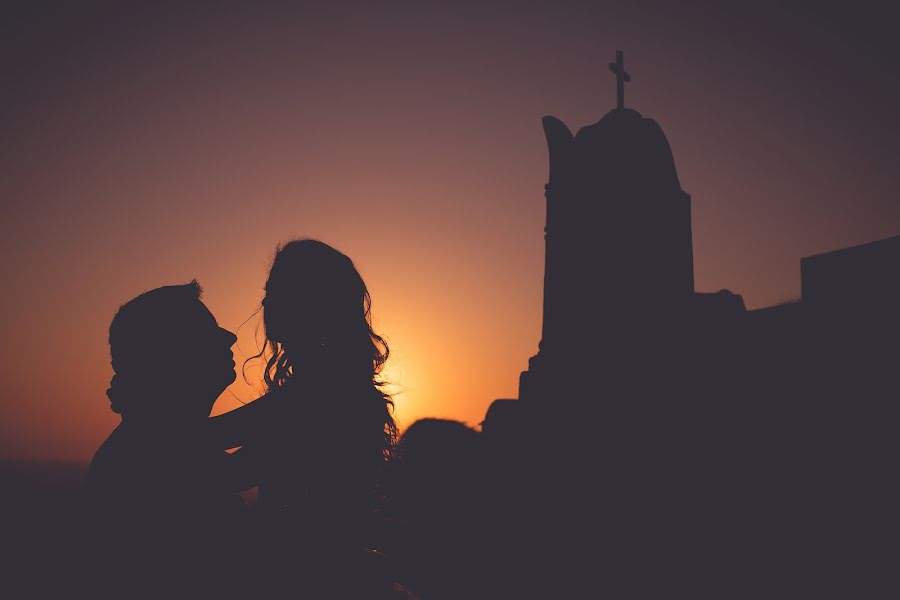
170 300 237 416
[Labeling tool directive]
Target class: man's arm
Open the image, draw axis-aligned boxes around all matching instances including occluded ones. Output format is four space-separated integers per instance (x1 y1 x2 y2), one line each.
207 394 274 449
219 445 262 493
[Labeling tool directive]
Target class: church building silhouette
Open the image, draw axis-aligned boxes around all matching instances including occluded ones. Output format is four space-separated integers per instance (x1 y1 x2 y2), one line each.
479 50 898 595
484 50 900 430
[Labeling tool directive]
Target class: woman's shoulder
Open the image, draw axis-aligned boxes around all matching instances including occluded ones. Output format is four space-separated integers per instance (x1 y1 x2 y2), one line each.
254 383 387 431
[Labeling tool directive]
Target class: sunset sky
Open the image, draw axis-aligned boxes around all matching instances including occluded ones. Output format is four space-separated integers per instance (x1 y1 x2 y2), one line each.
3 1 899 462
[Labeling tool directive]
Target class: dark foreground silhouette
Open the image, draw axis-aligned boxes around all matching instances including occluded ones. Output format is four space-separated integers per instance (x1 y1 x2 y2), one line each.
62 51 900 597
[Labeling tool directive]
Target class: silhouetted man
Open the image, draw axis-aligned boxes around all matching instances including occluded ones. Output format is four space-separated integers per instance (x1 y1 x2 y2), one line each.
81 282 246 592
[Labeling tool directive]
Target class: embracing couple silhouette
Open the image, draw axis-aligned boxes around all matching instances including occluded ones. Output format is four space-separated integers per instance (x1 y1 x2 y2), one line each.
81 239 401 598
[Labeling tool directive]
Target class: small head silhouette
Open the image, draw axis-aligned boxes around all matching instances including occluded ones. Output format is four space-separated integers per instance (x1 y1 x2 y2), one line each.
391 418 484 514
107 280 236 420
397 418 482 474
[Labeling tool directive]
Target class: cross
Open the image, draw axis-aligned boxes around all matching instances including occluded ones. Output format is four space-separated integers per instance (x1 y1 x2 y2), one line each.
608 50 631 110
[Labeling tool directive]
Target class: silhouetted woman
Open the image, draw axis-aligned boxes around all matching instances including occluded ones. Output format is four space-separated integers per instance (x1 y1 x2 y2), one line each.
212 239 397 596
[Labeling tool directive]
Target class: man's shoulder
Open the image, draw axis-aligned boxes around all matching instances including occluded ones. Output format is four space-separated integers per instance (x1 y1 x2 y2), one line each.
87 425 156 485
89 426 124 470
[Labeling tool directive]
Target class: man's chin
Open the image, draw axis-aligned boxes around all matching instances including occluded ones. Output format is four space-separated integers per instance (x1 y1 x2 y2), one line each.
214 372 238 396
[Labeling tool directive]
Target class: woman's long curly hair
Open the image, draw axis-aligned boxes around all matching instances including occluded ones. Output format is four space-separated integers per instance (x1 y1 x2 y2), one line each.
250 239 397 459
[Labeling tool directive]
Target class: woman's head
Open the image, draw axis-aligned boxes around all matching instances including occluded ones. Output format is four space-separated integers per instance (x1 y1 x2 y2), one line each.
259 240 388 385
108 281 237 420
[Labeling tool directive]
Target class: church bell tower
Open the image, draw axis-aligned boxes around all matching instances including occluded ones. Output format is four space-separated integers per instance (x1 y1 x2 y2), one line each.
518 51 695 415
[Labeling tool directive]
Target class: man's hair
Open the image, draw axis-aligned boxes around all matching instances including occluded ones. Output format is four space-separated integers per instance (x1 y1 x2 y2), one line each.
106 280 202 413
